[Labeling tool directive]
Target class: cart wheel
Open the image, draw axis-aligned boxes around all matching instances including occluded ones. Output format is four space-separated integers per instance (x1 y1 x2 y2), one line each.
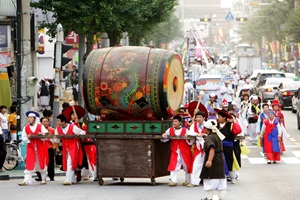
151 178 156 186
120 177 124 182
98 178 104 186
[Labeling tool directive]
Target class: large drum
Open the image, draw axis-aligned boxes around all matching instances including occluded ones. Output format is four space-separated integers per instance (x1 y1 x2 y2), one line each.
83 46 184 120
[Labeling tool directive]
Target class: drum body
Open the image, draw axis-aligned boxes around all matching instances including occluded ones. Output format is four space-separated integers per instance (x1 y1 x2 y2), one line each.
83 46 184 120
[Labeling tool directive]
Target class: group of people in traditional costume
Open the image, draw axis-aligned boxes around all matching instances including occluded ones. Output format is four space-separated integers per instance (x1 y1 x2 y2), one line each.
18 103 97 186
162 96 243 200
162 85 288 200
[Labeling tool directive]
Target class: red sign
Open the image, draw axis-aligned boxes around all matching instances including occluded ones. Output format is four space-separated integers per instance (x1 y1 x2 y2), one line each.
66 31 79 50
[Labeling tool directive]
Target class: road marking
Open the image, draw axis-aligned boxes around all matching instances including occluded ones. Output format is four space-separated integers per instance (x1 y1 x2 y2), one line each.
281 157 300 164
292 151 300 157
248 158 267 164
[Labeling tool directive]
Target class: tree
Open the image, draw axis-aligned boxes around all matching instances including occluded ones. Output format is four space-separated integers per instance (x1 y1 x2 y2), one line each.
31 0 178 47
239 1 292 45
141 13 183 47
285 6 300 43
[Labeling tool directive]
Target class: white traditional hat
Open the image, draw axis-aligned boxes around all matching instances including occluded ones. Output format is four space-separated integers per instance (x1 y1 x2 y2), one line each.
204 120 225 140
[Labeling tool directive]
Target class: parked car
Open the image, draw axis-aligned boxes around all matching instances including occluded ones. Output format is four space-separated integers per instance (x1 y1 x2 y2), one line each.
274 79 300 109
257 77 287 102
292 92 298 113
253 71 286 94
249 69 279 86
284 72 296 80
296 88 300 129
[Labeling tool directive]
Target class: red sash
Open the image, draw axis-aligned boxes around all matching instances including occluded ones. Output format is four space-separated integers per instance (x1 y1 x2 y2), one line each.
57 124 82 171
167 127 192 173
192 123 205 159
25 124 48 170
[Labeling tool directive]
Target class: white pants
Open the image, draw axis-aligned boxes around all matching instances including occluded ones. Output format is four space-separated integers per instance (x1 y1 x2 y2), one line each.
203 179 227 191
81 159 97 180
170 151 191 183
191 153 204 185
10 133 17 142
23 152 47 184
65 151 76 183
248 123 257 142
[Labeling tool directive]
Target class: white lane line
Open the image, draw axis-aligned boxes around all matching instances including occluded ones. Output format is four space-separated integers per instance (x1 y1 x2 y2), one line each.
292 151 300 157
281 157 300 164
248 158 267 164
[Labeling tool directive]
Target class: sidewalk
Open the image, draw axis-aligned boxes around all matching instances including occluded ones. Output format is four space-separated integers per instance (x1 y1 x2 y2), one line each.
0 167 64 180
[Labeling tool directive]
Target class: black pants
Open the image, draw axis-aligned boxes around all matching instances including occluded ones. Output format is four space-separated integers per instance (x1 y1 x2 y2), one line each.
0 135 6 169
37 147 55 180
47 148 55 180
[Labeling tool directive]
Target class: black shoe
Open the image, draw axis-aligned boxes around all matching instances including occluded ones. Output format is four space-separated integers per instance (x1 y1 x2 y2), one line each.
50 178 55 181
94 178 99 182
267 161 271 164
35 178 42 181
75 170 81 182
273 161 277 164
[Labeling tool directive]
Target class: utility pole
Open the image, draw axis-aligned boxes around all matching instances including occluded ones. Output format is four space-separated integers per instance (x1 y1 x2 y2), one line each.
19 0 33 128
294 0 299 76
101 33 110 48
53 24 64 127
78 34 85 107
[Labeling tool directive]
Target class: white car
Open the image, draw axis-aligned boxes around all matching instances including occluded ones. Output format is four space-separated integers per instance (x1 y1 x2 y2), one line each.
257 77 288 102
284 72 296 80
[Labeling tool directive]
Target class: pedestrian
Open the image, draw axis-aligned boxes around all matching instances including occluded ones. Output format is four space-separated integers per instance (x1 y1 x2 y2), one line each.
247 95 261 145
48 79 54 110
0 129 6 172
39 79 49 111
200 120 226 200
214 108 242 184
186 111 207 187
260 110 282 164
8 105 18 142
18 111 49 186
204 93 220 120
0 105 9 143
220 81 234 104
177 106 192 128
71 71 79 105
183 77 194 104
161 115 193 187
256 103 270 152
53 114 86 185
36 117 56 182
232 70 240 95
271 99 286 153
62 105 89 182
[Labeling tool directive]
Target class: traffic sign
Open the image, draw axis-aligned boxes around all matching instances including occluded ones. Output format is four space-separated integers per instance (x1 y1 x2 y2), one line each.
225 11 234 21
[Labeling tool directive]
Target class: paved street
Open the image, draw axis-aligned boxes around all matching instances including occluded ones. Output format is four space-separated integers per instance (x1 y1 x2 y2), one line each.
1 110 300 200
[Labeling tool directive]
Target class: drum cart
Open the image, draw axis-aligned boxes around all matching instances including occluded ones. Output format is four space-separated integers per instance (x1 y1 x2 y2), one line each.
88 120 171 186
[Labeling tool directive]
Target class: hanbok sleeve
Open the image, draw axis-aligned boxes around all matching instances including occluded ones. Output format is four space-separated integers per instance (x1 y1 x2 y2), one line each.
21 127 30 143
260 124 266 138
51 128 60 143
73 125 86 135
187 123 197 136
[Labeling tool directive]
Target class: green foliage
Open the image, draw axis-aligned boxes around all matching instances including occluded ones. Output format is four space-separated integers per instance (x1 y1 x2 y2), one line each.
141 13 183 47
239 1 292 45
285 6 300 43
31 0 178 46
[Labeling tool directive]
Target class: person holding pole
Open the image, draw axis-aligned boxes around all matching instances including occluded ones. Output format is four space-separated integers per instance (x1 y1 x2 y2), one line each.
18 111 49 186
54 114 86 185
161 115 193 187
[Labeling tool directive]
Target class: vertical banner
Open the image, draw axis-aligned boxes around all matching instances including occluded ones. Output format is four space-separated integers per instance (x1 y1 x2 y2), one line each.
37 28 45 54
0 73 12 107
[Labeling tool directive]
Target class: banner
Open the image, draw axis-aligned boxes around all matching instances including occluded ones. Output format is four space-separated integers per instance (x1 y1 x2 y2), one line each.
37 28 45 54
0 52 11 68
0 73 12 107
